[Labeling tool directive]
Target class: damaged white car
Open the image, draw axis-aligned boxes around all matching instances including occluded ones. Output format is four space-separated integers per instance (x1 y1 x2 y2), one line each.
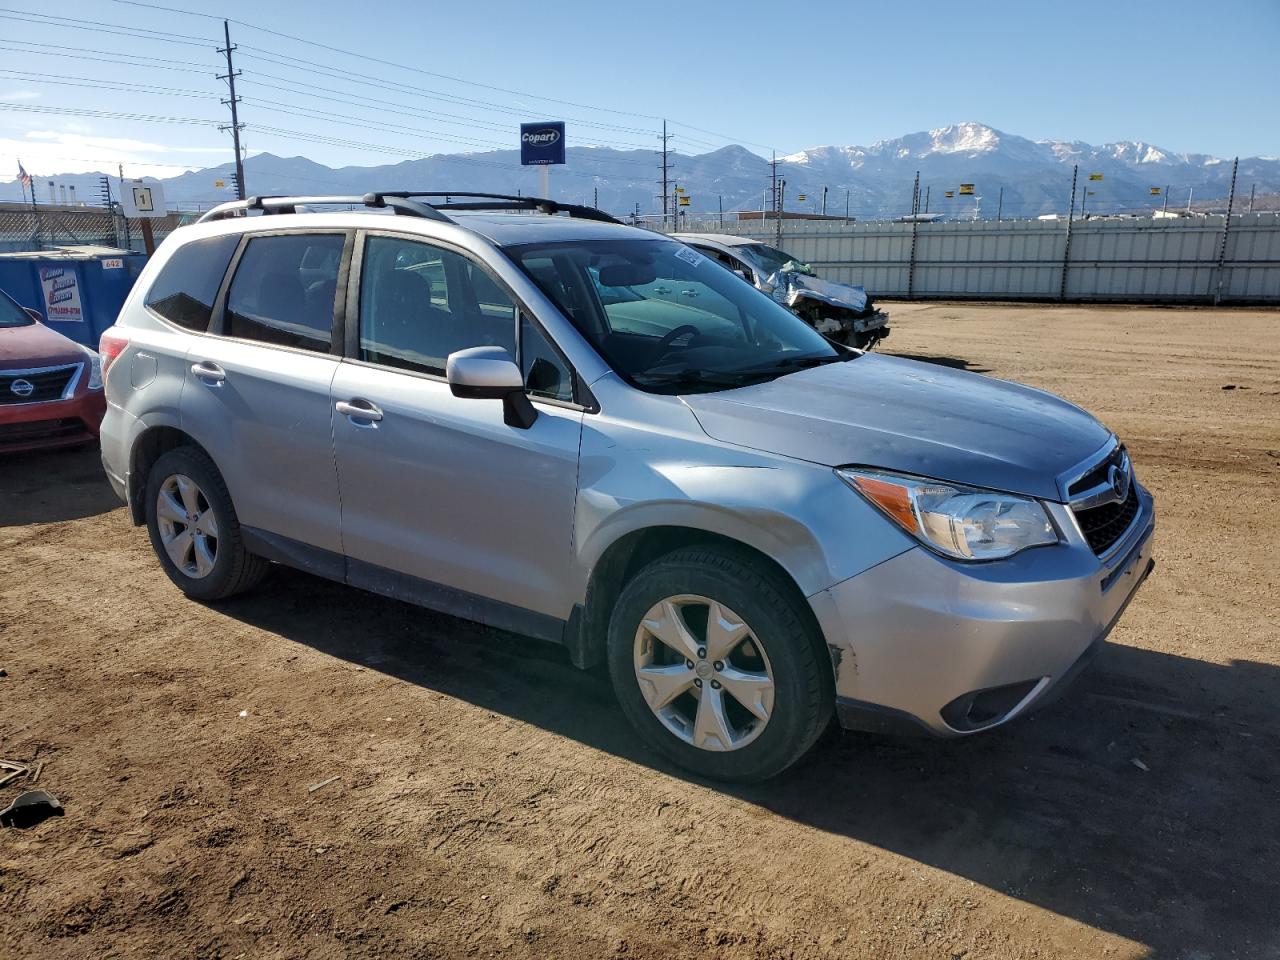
673 233 890 349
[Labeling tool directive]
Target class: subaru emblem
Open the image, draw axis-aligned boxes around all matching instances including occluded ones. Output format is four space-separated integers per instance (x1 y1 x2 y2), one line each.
1107 463 1130 503
9 378 34 399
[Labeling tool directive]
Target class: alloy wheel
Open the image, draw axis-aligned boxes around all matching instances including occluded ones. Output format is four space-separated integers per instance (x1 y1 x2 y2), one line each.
155 474 218 579
632 594 775 752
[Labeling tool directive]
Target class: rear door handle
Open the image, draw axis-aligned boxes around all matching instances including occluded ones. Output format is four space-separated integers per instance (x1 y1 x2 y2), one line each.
335 398 383 424
191 361 226 384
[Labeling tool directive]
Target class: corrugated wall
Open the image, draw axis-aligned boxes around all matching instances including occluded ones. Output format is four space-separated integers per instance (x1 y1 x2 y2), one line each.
671 214 1280 303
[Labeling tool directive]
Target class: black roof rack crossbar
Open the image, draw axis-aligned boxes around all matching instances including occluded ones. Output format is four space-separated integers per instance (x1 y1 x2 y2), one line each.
194 191 620 225
368 191 622 224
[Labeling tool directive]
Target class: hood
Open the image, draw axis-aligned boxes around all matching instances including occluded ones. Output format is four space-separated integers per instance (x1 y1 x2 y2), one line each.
682 354 1112 501
0 321 86 369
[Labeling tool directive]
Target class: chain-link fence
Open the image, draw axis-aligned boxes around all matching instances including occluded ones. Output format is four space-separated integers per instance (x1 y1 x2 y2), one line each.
0 207 198 254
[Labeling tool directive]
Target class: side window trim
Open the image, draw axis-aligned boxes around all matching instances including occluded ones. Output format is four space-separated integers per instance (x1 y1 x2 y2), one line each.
208 227 354 356
346 228 592 411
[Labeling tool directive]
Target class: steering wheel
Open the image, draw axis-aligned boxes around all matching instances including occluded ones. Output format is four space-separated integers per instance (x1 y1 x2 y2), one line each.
654 324 701 358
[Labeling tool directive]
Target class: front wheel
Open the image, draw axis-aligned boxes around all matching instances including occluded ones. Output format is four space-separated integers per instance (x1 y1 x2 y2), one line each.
606 547 833 782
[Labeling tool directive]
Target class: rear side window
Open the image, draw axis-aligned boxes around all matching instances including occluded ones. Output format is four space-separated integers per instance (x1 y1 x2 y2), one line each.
144 234 239 331
226 233 345 352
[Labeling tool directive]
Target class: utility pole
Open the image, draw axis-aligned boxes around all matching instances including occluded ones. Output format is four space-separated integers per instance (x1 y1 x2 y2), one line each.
1213 156 1239 306
218 19 246 200
593 185 598 209
996 186 1003 221
1247 183 1255 214
1162 184 1170 213
924 185 931 214
657 120 673 229
770 151 778 224
821 185 828 216
845 189 850 221
1060 164 1079 300
775 179 785 248
718 194 723 228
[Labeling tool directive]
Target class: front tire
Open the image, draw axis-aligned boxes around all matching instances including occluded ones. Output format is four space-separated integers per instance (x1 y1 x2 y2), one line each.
144 446 269 601
606 547 833 782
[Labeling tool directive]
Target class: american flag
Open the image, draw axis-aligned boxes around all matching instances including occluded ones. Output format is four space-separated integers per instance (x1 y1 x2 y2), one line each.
17 161 32 189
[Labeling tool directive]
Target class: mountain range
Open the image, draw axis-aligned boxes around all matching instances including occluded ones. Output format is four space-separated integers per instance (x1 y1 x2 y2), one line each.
4 122 1277 220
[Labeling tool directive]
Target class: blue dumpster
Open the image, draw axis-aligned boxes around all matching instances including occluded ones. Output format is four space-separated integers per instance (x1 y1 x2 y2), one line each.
0 246 148 348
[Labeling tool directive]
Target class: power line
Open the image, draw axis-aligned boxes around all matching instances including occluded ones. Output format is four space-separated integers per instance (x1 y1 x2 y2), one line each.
99 0 778 152
0 9 212 46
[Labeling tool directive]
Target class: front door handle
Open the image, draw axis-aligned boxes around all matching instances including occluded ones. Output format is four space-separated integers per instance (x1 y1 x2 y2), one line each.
335 398 383 424
191 361 226 384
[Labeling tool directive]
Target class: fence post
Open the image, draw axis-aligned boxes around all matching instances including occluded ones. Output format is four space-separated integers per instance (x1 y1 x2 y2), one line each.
1059 165 1078 300
1213 156 1239 306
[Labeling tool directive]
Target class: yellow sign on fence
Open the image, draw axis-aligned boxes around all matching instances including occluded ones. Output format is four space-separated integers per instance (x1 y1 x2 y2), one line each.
1089 172 1104 181
944 190 954 198
1150 187 1162 195
677 197 690 206
959 183 975 195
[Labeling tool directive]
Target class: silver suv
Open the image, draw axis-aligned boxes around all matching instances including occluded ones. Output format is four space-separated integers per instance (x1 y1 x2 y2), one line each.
98 192 1155 782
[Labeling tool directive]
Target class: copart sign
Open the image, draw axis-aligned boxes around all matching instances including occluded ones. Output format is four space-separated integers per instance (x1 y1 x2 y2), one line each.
520 122 566 166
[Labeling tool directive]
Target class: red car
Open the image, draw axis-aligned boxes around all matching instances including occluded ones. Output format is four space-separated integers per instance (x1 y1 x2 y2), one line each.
0 289 106 454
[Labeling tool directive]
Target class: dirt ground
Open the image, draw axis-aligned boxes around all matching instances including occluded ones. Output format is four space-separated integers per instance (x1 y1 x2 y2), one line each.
1 303 1277 960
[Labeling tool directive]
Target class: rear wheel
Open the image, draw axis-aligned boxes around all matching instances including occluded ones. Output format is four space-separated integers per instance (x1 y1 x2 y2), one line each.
607 547 833 782
144 447 268 601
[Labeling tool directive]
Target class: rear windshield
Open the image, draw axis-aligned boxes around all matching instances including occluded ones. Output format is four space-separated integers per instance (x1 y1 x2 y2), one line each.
505 237 841 394
0 292 34 328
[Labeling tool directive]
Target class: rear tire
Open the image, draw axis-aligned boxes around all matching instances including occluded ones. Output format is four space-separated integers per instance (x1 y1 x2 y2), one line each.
144 446 269 601
606 547 833 782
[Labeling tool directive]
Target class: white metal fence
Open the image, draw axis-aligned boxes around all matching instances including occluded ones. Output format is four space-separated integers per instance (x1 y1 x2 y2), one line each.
662 213 1280 303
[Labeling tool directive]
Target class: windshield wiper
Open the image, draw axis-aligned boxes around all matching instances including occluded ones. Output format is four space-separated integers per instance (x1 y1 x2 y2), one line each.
738 352 850 376
632 368 772 388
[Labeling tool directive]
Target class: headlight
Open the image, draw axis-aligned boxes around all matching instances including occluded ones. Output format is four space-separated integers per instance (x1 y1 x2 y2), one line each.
837 468 1058 561
84 348 103 390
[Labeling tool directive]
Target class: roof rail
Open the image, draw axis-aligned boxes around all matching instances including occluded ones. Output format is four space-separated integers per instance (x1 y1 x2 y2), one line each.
193 191 621 225
194 194 450 224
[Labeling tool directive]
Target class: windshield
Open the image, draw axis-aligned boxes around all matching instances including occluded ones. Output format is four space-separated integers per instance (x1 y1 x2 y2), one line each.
506 238 843 394
737 243 806 277
0 293 34 329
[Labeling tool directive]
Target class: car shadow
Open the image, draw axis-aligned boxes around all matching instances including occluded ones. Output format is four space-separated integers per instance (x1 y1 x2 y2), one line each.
888 352 992 374
0 446 123 526
217 566 1280 959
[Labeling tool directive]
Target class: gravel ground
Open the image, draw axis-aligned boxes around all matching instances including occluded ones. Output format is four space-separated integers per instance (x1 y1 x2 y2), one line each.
1 302 1277 959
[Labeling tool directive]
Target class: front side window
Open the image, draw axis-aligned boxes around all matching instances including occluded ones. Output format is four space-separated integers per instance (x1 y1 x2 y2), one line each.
358 235 516 375
145 234 240 331
521 314 573 402
225 233 345 351
506 238 841 394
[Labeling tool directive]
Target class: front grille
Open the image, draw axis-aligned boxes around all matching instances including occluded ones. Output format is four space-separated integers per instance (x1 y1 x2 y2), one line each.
1068 444 1127 499
0 365 79 404
1073 483 1140 555
0 417 88 446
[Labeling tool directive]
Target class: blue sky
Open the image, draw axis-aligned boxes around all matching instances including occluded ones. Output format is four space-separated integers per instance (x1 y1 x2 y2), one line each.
2 0 1277 182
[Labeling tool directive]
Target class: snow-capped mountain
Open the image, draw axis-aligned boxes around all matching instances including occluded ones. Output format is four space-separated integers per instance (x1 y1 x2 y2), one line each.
3 122 1276 220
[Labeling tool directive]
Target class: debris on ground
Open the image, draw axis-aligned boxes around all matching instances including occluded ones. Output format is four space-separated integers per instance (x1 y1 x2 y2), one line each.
0 790 64 829
308 775 340 794
1131 758 1150 772
0 759 29 789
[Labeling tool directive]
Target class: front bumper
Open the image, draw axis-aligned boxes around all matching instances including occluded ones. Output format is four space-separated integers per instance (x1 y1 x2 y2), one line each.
0 389 106 454
809 482 1156 736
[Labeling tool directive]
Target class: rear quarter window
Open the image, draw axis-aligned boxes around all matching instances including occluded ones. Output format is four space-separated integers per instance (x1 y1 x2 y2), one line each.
144 234 240 331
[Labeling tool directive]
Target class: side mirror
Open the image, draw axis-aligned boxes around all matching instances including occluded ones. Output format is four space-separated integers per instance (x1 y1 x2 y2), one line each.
24 307 42 322
446 346 538 429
